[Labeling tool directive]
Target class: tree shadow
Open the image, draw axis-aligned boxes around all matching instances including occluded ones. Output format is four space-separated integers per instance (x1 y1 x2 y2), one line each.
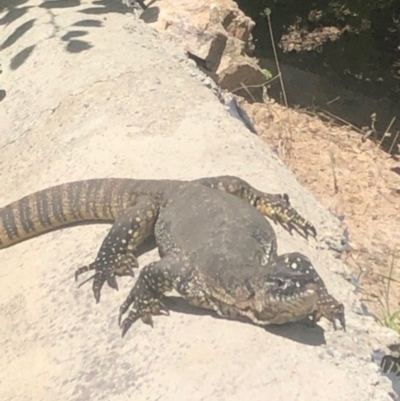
1 0 136 72
39 0 81 9
0 0 31 25
72 18 103 27
1 18 35 50
139 5 159 24
9 44 35 69
78 0 128 15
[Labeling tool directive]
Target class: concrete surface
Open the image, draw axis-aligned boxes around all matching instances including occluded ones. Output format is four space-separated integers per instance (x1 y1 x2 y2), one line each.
0 1 399 400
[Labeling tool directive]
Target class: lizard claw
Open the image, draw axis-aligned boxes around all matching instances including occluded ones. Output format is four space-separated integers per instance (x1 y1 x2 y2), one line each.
93 272 106 303
121 315 137 337
74 253 138 302
105 272 119 291
119 293 170 336
255 197 317 239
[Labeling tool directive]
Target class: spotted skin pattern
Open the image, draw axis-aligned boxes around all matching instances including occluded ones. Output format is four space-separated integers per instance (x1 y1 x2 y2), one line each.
0 176 335 336
0 176 315 298
378 343 400 377
268 252 346 331
195 176 316 238
117 184 344 336
381 353 400 377
118 256 179 332
0 176 315 251
74 196 159 302
117 251 345 336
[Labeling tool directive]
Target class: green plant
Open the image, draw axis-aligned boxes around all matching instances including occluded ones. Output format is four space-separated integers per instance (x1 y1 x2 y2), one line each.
261 68 273 80
377 248 400 333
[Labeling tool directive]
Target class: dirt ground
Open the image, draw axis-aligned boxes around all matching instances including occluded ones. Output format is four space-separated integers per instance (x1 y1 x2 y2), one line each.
239 97 400 326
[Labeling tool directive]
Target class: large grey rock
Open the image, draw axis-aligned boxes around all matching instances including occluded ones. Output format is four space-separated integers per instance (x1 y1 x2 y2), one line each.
0 1 398 400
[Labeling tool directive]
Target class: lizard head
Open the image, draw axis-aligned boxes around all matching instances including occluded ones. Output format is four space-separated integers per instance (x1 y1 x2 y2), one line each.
255 253 345 330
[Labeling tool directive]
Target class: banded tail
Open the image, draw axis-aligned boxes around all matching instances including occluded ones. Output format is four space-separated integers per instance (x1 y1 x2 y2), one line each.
0 179 136 249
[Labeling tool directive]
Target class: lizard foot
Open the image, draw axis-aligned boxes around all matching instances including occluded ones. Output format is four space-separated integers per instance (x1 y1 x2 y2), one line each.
118 282 169 337
74 253 138 303
381 354 400 376
255 196 317 239
310 302 346 331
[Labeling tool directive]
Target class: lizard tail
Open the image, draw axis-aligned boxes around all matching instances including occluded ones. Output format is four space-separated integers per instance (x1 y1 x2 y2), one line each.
0 179 132 249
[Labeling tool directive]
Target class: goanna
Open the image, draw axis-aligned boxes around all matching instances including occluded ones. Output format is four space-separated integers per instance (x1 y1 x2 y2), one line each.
0 175 344 335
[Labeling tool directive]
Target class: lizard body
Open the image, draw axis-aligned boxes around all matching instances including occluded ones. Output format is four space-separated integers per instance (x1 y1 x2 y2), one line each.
1 176 343 337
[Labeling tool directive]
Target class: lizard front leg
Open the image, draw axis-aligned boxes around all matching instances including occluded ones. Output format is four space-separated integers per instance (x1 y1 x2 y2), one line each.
196 176 316 238
118 254 184 336
75 195 159 303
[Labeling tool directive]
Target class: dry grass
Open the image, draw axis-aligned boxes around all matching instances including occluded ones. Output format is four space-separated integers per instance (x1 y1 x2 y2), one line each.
233 9 400 330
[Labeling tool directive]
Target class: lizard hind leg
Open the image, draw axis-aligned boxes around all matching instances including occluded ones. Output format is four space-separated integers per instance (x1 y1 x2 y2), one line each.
74 195 159 303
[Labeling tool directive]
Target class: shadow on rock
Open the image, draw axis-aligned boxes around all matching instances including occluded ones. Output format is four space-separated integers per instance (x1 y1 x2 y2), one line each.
65 38 92 52
10 44 35 70
1 0 132 69
1 18 35 50
0 0 30 23
39 0 81 9
78 0 128 15
165 296 326 346
139 6 159 24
